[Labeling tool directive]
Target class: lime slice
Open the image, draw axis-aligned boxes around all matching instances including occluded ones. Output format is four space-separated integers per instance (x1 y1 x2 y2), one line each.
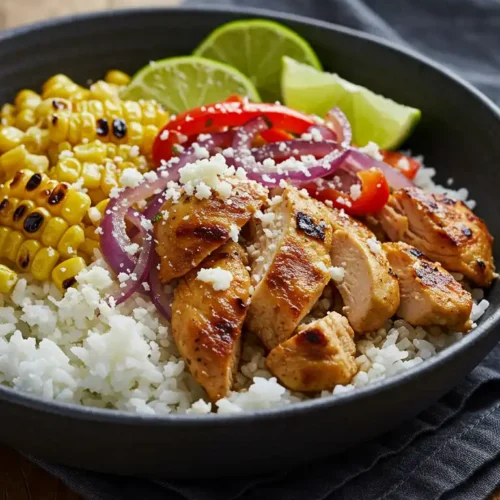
121 56 261 114
282 57 421 149
194 19 322 102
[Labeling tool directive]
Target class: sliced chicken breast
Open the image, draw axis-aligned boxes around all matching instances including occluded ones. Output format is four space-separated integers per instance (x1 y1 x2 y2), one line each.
376 187 495 287
383 242 473 331
155 180 268 283
171 242 251 401
245 186 333 350
266 311 357 392
329 209 400 333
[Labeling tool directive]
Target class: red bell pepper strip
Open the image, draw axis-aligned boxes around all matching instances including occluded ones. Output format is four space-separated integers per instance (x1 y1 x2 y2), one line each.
305 168 390 216
380 151 420 180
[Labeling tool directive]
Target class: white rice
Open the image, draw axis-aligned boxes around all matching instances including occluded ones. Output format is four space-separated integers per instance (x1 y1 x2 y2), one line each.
0 161 491 415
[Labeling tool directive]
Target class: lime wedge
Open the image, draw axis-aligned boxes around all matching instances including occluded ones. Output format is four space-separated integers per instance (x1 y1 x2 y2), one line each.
194 19 322 102
121 56 261 114
282 57 421 149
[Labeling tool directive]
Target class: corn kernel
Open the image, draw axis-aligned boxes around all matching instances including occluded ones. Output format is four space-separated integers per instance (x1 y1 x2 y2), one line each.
0 146 28 182
22 207 51 238
0 197 19 227
2 230 24 262
16 239 41 271
41 216 68 247
35 180 60 211
122 101 142 123
84 225 100 241
25 153 49 174
36 98 72 122
94 199 109 224
55 157 82 183
15 108 37 131
127 121 143 147
79 238 100 258
0 126 25 154
142 124 158 155
0 227 11 251
90 81 120 102
67 114 81 144
60 191 91 225
105 70 131 86
57 224 85 258
31 247 60 281
8 170 35 198
12 200 35 231
100 163 118 196
87 188 107 205
80 112 97 142
73 141 107 163
15 90 42 110
52 256 86 292
82 162 102 190
0 264 18 293
23 127 50 154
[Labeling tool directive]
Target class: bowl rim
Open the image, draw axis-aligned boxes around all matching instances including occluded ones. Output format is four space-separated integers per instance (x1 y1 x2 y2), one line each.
0 4 499 426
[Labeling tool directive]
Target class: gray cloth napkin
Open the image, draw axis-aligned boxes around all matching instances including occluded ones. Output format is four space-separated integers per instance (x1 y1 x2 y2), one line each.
32 0 500 498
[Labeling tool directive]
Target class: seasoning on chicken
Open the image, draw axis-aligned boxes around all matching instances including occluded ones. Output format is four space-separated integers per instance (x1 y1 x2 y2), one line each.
266 311 357 392
171 242 251 401
376 187 495 287
155 180 268 283
245 186 333 350
383 242 473 331
328 208 400 333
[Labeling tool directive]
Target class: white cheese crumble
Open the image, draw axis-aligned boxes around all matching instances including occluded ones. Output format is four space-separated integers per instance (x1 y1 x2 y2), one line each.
229 224 240 242
397 156 410 172
359 141 383 161
367 236 382 254
196 267 233 291
329 266 345 283
120 168 144 188
140 218 154 232
124 243 140 256
349 184 362 201
88 207 102 224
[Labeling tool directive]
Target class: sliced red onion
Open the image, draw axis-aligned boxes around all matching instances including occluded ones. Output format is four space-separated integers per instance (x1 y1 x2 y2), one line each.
245 148 349 187
306 124 336 141
346 149 414 189
148 253 172 321
231 117 269 169
250 139 339 163
325 107 352 147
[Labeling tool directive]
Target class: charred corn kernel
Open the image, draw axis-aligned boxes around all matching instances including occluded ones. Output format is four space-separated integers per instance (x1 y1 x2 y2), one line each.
2 230 24 262
22 207 51 238
0 264 18 293
73 141 107 163
79 238 100 257
81 162 102 190
12 200 35 231
84 225 100 241
60 191 91 225
0 197 19 227
35 180 60 210
41 216 68 247
87 188 107 205
6 170 35 198
100 163 118 196
48 113 69 142
142 124 158 155
52 256 86 292
14 90 42 110
31 247 59 281
0 126 25 153
90 81 120 102
0 227 10 250
105 70 130 86
23 127 50 154
15 109 37 131
16 239 41 271
55 157 82 183
35 98 72 122
57 224 85 258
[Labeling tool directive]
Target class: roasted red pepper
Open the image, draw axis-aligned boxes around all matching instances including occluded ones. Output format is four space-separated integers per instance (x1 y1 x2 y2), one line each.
153 100 315 165
381 151 420 179
305 168 390 216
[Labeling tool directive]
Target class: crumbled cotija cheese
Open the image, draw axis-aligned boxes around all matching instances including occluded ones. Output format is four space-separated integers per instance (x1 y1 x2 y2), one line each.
367 237 382 254
359 141 383 161
120 168 144 188
329 266 345 282
196 267 233 291
229 224 240 242
350 184 362 200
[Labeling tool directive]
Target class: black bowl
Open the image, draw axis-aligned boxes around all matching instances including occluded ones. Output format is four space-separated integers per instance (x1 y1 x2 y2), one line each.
0 6 499 479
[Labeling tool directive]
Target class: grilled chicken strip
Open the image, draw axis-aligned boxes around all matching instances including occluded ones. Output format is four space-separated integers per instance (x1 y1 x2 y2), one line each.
329 209 400 333
155 180 268 283
245 186 333 350
266 311 357 392
376 187 495 287
383 242 473 331
171 242 251 401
